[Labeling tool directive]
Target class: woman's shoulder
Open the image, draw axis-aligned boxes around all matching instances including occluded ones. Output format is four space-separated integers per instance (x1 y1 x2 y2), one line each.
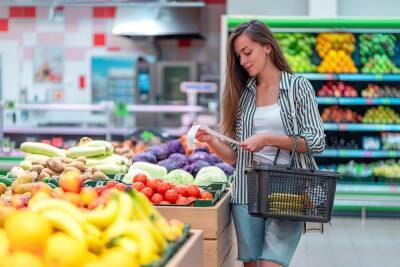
291 74 314 95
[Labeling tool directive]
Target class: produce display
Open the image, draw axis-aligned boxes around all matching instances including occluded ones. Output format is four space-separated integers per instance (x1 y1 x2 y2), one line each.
381 133 400 150
359 33 400 74
317 81 358 97
361 84 400 98
0 184 187 266
275 33 317 73
321 105 362 123
316 33 357 73
326 136 360 149
362 106 400 124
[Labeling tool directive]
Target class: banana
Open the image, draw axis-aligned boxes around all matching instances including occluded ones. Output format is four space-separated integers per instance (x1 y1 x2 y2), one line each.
29 198 85 225
83 199 118 229
131 190 176 241
0 229 9 257
143 222 167 253
104 192 134 238
105 221 160 265
111 237 139 257
41 209 86 242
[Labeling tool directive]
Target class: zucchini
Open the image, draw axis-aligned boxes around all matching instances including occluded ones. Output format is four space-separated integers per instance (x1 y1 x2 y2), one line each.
91 163 127 175
25 154 50 165
67 146 107 159
20 142 66 157
0 176 14 186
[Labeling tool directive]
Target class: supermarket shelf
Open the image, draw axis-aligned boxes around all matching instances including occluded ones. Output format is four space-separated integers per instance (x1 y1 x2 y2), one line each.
336 182 400 195
0 156 23 171
317 97 400 105
3 126 189 137
318 149 400 158
299 73 400 81
324 123 400 131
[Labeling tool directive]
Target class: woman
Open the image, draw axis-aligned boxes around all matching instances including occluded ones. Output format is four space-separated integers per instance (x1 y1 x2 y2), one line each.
195 20 325 267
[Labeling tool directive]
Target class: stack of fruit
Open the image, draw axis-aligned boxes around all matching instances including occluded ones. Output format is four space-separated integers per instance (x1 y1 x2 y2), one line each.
336 161 374 178
359 34 400 74
362 106 400 124
275 33 317 73
317 81 358 97
321 105 362 123
361 84 400 97
316 33 357 73
373 161 400 179
0 170 186 267
381 133 400 150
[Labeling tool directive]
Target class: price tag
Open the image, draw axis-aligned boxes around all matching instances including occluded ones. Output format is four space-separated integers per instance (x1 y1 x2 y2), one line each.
366 99 373 105
327 74 335 80
390 185 397 193
382 98 391 104
363 151 372 157
375 74 383 80
388 151 397 157
339 124 348 131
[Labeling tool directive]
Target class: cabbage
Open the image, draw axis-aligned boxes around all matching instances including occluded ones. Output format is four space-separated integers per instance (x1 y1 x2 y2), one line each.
158 159 179 172
208 154 223 165
164 169 194 185
214 163 235 176
189 152 210 164
194 166 228 187
168 153 188 168
132 162 167 179
148 145 169 160
166 139 185 154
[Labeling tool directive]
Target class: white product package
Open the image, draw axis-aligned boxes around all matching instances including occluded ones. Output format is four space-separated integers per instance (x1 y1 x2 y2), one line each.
187 124 240 149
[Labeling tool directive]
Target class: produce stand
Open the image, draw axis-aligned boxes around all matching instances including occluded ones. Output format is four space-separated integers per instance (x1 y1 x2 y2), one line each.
157 190 233 267
165 230 204 267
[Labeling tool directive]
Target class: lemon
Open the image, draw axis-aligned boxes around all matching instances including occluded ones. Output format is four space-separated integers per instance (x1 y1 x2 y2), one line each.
44 233 87 267
4 210 52 253
5 251 44 267
101 248 140 267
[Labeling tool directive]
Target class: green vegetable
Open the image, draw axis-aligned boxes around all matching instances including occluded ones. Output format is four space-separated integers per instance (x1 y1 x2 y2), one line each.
194 166 228 187
79 140 114 156
164 169 194 185
86 154 129 167
67 146 107 159
20 142 66 157
131 162 167 179
92 163 128 175
0 176 13 186
20 160 32 171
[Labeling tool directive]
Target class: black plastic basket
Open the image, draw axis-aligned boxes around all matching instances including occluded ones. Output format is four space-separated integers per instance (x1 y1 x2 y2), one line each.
246 138 340 223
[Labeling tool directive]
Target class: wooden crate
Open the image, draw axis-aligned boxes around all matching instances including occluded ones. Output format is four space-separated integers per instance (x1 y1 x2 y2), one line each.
156 190 231 239
221 245 237 267
166 229 203 267
203 222 233 267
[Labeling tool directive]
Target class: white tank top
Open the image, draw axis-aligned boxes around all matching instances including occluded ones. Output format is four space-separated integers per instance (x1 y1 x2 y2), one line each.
253 103 291 165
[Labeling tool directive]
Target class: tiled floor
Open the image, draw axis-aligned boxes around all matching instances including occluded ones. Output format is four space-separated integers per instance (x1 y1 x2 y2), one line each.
234 217 400 267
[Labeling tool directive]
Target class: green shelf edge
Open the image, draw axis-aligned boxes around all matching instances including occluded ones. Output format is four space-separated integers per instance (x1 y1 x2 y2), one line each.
227 17 400 30
333 205 400 212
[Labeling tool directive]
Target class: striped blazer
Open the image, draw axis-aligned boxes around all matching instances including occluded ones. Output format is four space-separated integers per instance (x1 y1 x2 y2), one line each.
229 71 325 204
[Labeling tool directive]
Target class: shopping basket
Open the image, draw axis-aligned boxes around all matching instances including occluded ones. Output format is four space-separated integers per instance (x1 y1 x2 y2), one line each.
246 137 340 223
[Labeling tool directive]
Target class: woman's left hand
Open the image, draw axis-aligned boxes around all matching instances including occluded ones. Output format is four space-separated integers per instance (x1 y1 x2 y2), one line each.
240 134 269 152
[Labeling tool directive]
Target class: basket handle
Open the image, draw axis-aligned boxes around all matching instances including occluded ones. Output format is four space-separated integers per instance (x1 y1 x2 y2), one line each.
272 135 314 170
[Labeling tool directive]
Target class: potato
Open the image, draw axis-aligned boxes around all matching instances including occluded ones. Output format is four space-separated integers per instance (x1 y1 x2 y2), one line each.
30 164 44 173
41 167 57 177
29 171 39 181
0 183 7 195
82 172 93 180
61 157 73 164
67 161 86 172
38 171 51 181
91 167 99 174
92 171 108 180
63 166 81 174
47 158 65 173
76 156 87 164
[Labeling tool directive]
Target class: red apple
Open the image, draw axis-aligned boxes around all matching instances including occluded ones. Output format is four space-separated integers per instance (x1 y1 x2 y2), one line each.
59 170 83 193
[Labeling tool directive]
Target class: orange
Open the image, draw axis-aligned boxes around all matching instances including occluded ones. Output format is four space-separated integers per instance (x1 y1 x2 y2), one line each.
4 210 52 253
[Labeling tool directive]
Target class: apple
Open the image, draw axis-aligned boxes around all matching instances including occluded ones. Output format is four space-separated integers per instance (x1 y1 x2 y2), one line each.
59 170 83 193
80 187 97 206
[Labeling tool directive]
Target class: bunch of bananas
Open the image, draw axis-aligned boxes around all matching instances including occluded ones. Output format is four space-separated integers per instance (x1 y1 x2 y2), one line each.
0 189 185 267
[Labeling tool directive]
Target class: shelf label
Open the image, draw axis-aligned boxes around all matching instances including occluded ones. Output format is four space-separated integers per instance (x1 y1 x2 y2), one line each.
338 124 348 131
363 151 372 157
382 98 391 104
388 151 397 157
327 74 335 80
366 99 373 105
180 82 217 93
390 185 397 193
375 74 384 80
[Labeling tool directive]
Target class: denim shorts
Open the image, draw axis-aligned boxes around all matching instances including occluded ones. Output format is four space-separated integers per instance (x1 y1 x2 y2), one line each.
232 204 303 267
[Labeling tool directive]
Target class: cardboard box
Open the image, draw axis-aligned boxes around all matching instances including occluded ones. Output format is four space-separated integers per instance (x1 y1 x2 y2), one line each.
156 191 231 239
166 229 203 267
203 222 233 267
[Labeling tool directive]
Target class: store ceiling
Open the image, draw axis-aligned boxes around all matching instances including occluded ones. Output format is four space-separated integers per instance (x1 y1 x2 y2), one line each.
0 0 205 6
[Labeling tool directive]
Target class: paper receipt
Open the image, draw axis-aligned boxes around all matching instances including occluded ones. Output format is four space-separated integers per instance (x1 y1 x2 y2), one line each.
187 124 240 149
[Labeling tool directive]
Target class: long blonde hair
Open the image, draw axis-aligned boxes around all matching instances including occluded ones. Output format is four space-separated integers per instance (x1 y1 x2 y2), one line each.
221 20 292 138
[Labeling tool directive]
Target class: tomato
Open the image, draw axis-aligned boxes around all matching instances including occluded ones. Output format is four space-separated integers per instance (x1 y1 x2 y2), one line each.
157 182 172 195
95 186 106 195
159 200 171 205
176 196 190 205
201 191 213 200
133 182 145 192
175 186 187 197
141 187 154 199
105 181 118 189
115 183 127 191
164 189 179 204
187 196 197 203
151 193 164 204
185 185 201 198
133 174 148 185
153 178 163 184
146 179 159 191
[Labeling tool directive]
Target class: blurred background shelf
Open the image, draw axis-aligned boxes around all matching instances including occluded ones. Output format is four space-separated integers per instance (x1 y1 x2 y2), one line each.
324 123 400 131
317 149 400 158
317 97 400 105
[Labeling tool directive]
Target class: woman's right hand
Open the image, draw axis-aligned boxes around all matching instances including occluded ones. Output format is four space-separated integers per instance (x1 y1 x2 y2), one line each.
195 129 215 144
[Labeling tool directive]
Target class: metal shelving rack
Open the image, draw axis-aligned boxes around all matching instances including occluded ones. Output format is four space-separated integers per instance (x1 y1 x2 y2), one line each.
221 16 400 216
